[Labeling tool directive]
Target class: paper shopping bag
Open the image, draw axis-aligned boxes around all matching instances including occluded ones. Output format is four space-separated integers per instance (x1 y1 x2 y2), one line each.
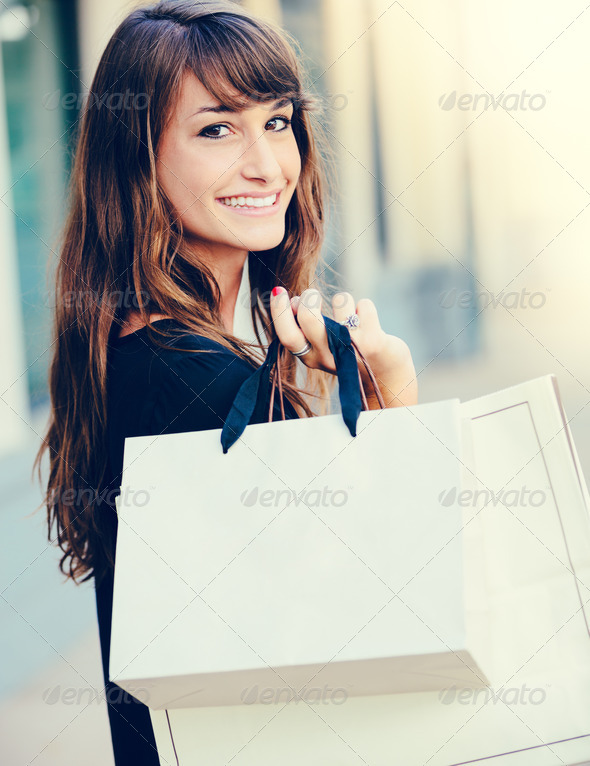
147 373 590 766
109 316 490 710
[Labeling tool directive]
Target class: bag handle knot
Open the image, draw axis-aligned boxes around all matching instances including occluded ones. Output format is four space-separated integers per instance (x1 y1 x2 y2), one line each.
220 314 385 453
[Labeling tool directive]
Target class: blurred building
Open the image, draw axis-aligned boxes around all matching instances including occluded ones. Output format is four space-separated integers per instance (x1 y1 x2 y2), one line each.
1 0 589 466
0 0 77 456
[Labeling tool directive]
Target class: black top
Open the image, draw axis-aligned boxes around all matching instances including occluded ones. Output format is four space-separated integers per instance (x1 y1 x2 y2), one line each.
95 319 298 765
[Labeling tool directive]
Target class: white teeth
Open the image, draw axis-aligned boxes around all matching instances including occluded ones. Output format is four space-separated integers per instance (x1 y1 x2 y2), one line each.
219 193 277 208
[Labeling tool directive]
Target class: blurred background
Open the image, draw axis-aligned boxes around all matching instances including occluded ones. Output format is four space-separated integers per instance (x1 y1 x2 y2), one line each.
1 0 589 762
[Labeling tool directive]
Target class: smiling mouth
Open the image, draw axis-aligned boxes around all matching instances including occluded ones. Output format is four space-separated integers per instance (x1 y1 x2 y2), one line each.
216 190 281 210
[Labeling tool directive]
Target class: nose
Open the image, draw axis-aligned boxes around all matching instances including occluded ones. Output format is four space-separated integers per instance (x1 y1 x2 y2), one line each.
239 132 282 184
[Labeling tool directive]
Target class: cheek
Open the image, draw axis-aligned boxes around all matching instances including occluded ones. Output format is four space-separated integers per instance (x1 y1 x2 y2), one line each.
157 149 206 208
156 142 187 205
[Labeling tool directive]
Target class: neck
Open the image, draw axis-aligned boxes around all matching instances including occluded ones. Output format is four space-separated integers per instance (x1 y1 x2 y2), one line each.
210 252 248 334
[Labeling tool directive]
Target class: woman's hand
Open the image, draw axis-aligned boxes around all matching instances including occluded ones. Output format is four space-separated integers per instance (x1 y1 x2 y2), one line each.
269 287 418 408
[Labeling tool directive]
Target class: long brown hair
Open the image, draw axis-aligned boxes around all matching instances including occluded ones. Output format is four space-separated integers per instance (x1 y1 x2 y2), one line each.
34 0 340 584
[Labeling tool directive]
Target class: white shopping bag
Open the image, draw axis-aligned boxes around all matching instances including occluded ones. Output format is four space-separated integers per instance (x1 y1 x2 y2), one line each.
145 373 590 766
110 318 490 711
110 396 488 709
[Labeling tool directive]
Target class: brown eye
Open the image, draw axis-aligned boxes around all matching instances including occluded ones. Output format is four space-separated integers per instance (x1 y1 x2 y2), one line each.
199 124 231 140
266 116 292 132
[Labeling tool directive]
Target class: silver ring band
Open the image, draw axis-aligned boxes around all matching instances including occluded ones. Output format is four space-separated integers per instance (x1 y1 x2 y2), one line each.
340 313 360 329
291 341 312 357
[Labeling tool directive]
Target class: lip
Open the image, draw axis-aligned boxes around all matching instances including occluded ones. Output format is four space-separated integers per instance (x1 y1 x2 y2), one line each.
215 189 283 217
216 188 284 200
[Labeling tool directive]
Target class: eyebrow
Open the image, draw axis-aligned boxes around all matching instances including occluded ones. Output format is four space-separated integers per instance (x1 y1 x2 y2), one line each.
186 96 293 121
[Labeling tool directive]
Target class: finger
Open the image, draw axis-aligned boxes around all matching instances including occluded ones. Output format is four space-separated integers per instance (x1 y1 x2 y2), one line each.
355 298 382 334
333 293 381 336
290 295 300 317
270 287 309 352
297 288 328 350
332 291 357 327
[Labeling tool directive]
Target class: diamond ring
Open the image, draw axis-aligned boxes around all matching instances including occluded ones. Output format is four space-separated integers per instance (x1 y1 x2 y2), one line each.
340 313 360 330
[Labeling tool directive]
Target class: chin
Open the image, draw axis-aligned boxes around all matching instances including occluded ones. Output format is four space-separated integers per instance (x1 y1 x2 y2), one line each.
235 229 286 252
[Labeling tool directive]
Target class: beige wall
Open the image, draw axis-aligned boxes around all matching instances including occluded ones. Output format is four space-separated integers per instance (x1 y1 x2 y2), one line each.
241 0 281 21
321 0 590 412
370 0 470 270
77 0 142 88
321 0 382 298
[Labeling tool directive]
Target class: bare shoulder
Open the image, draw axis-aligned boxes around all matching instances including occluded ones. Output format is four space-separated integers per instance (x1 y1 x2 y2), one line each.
117 311 171 338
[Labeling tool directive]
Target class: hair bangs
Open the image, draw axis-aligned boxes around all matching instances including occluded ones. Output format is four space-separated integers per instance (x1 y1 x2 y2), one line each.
184 13 304 113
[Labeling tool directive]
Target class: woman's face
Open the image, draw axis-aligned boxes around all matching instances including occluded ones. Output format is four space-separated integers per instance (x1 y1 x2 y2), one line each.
156 72 301 262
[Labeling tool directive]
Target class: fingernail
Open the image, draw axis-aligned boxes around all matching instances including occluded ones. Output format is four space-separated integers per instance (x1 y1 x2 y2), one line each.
272 286 285 298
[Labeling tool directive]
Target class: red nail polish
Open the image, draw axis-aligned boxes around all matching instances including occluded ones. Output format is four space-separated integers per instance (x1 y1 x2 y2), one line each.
272 286 284 297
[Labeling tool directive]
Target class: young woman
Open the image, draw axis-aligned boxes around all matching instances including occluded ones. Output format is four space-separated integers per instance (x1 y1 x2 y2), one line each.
35 0 418 762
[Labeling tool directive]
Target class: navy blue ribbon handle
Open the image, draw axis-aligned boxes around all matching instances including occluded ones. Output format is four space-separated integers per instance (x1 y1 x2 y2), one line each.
220 314 363 453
